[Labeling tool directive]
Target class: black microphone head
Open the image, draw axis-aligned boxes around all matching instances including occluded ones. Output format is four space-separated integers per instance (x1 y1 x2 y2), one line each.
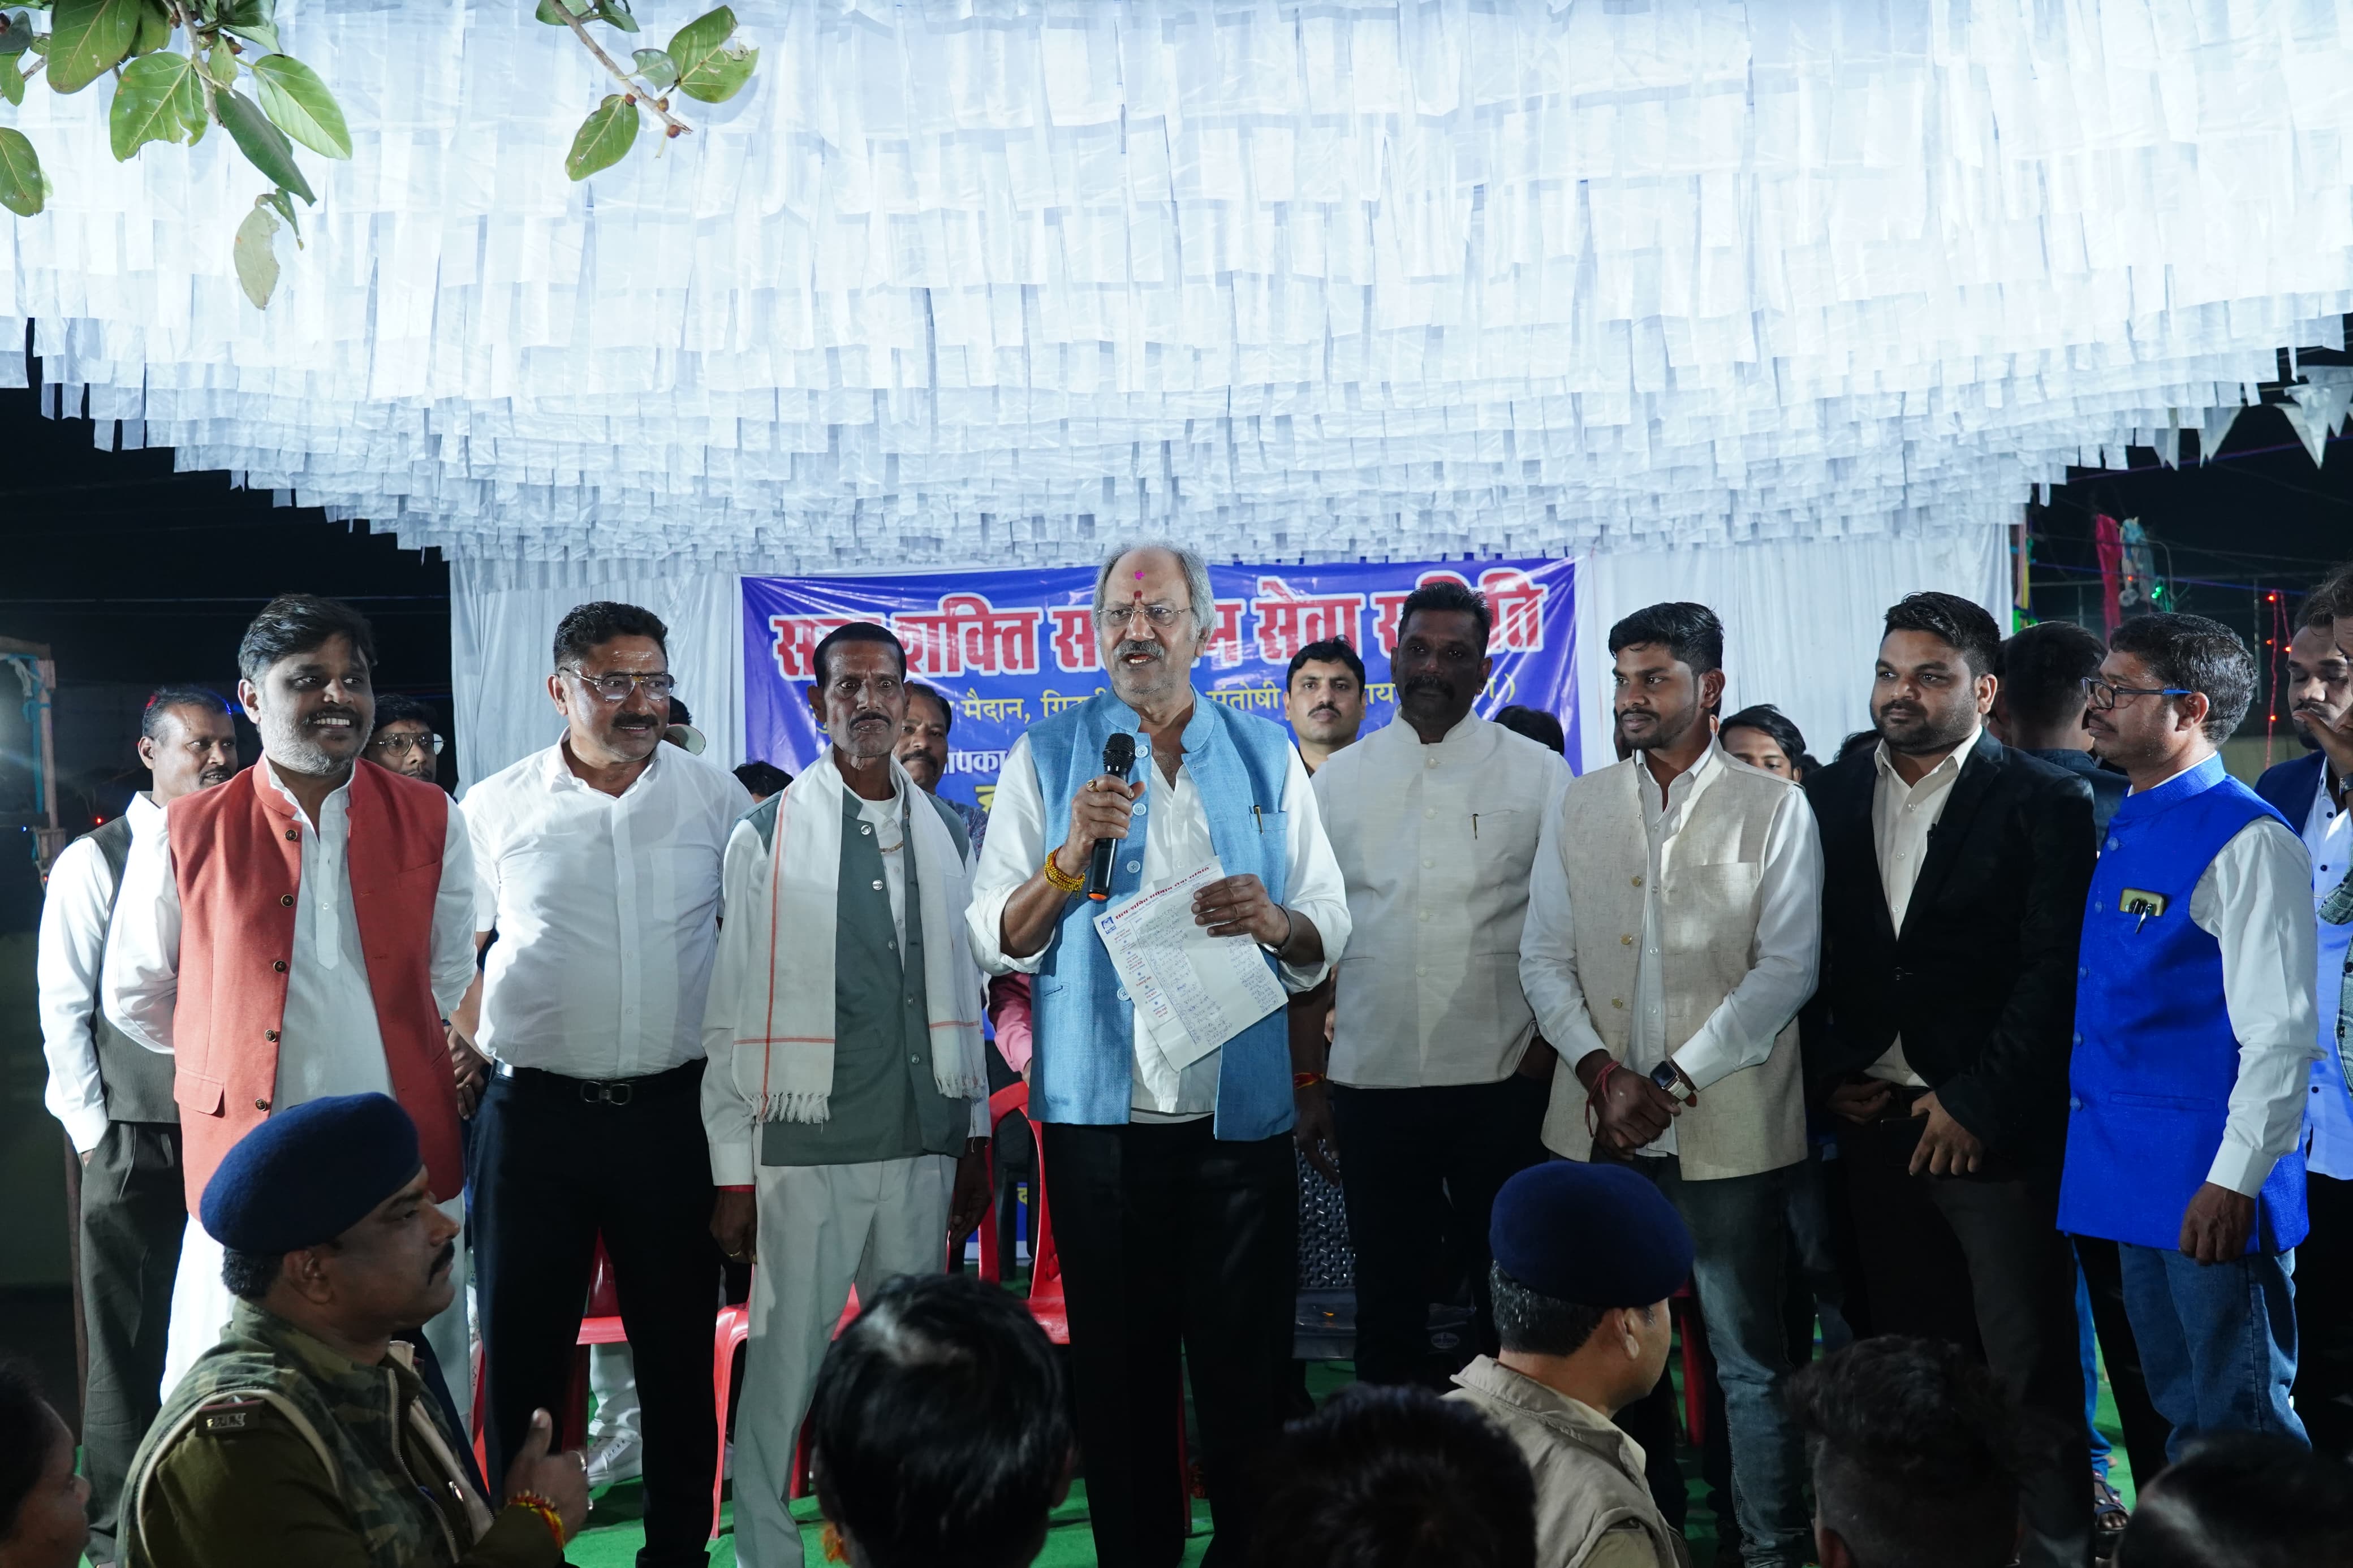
1103 732 1137 775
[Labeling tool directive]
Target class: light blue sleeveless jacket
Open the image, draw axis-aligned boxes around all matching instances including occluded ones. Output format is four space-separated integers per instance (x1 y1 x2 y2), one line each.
1026 690 1297 1140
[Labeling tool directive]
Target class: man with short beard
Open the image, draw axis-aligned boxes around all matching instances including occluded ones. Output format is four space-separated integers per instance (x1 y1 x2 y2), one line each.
1284 638 1368 775
105 596 481 1414
1519 600 1822 1568
457 600 750 1568
967 540 1351 1567
1309 580 1569 1386
41 685 236 1567
705 623 993 1568
1802 591 2096 1567
895 679 990 848
2063 612 2318 1454
2252 582 2353 1461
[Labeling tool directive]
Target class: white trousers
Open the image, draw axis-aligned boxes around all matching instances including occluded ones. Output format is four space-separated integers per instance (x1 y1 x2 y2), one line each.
731 1155 954 1568
161 1198 473 1432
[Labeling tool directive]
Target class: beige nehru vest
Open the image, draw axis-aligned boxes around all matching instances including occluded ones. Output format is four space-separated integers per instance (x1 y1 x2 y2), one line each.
1541 758 1807 1180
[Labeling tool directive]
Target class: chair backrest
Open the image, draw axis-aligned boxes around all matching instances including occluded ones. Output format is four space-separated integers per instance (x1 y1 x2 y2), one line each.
981 1083 1059 1297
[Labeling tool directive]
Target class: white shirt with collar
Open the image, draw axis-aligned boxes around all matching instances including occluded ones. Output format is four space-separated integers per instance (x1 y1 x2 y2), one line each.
2134 757 2321 1197
966 696 1352 1119
2291 761 2353 1180
1864 725 1987 1086
1519 741 1822 1158
103 762 480 1109
1311 712 1571 1088
41 792 164 1154
464 740 752 1080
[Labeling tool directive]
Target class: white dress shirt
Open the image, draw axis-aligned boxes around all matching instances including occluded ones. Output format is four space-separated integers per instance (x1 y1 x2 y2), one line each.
41 793 163 1153
860 789 910 947
967 700 1352 1119
2163 775 2323 1197
2294 763 2353 1180
464 741 751 1079
1519 743 1823 1157
1312 714 1571 1087
104 762 479 1109
1865 727 1987 1086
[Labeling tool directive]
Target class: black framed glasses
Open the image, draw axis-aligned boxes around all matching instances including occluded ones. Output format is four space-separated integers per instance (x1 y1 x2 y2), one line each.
369 732 444 757
562 667 677 703
2080 676 2191 711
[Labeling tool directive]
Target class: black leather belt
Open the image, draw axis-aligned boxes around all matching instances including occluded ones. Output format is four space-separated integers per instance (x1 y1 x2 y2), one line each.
497 1059 701 1107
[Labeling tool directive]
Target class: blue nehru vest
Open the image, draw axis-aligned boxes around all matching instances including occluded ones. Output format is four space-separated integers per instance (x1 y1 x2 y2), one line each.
2059 755 2309 1252
1025 689 1296 1140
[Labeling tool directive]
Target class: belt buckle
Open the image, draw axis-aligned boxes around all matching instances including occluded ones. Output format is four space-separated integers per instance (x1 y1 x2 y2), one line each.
579 1079 634 1107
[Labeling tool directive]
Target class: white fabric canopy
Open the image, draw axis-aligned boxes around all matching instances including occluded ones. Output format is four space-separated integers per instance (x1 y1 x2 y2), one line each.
5 0 2352 569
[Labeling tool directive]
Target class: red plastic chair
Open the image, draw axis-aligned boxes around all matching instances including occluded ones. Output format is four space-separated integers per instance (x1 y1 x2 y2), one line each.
1669 1281 1707 1448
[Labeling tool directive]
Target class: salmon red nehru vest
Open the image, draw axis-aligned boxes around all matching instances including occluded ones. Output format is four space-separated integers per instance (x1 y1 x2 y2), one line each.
165 761 461 1215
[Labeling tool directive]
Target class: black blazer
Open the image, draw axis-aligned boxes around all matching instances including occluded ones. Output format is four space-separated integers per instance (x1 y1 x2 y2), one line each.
1800 732 2095 1160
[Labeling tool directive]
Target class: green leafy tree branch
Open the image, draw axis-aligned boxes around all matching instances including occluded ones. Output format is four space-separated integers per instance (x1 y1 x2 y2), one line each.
536 0 756 181
0 1 760 304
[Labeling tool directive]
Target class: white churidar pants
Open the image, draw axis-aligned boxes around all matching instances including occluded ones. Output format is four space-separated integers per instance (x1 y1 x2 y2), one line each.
731 1154 954 1568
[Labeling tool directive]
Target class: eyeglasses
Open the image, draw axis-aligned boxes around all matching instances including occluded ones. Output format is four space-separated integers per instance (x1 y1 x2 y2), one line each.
369 732 445 757
2080 676 2192 711
562 667 678 703
1092 602 1191 630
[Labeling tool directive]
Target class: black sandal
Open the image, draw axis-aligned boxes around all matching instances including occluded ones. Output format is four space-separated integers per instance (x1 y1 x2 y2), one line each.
2093 1475 2129 1561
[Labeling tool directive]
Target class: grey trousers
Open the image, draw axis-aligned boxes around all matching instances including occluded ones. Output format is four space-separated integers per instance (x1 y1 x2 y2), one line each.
77 1121 184 1567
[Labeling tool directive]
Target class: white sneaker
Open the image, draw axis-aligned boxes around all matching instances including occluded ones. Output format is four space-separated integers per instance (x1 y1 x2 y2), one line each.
582 1430 644 1488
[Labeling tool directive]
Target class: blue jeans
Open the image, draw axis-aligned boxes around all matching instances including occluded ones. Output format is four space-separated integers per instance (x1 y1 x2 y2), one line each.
1637 1155 1811 1568
2117 1243 2307 1458
2077 1265 2110 1479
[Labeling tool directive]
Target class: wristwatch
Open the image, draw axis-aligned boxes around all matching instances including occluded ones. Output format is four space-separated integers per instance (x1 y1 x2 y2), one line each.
1649 1061 1697 1105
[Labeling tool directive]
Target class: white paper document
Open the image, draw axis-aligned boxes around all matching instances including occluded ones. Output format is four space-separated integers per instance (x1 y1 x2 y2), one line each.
1093 859 1287 1071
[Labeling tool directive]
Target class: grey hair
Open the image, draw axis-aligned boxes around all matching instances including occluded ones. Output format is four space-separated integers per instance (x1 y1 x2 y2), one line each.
1093 539 1217 643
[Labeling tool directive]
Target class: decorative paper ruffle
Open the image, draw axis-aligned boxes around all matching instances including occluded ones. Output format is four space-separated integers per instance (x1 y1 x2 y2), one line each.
4 0 2351 569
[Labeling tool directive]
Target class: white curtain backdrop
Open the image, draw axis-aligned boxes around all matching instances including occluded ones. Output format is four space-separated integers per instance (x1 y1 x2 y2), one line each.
5 1 2353 569
447 531 2005 787
1570 530 2010 774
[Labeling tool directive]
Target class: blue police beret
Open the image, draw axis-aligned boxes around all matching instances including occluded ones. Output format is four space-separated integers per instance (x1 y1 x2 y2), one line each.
200 1094 423 1253
1489 1160 1695 1308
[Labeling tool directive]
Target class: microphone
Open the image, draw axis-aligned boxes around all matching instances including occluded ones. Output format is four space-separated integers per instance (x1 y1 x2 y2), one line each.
1087 732 1139 901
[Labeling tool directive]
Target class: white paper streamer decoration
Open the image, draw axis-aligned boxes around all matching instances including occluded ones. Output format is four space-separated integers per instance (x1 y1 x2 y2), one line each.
3 0 2351 571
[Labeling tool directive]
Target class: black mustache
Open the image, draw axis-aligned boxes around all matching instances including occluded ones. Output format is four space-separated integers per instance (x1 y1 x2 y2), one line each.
848 711 890 726
305 706 361 724
1311 706 1340 719
429 1241 455 1280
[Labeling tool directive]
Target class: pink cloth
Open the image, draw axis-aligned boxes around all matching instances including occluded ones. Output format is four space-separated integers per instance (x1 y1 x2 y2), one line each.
988 973 1033 1073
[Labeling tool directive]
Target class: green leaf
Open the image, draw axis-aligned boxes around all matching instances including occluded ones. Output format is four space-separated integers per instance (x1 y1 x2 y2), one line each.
667 6 753 103
630 47 674 90
0 11 35 57
203 34 236 87
592 0 636 32
45 0 143 93
214 88 313 202
565 93 636 181
217 0 275 54
533 0 591 23
0 61 21 106
249 53 347 158
0 127 44 216
262 183 299 245
108 47 200 160
233 198 279 306
127 0 170 57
